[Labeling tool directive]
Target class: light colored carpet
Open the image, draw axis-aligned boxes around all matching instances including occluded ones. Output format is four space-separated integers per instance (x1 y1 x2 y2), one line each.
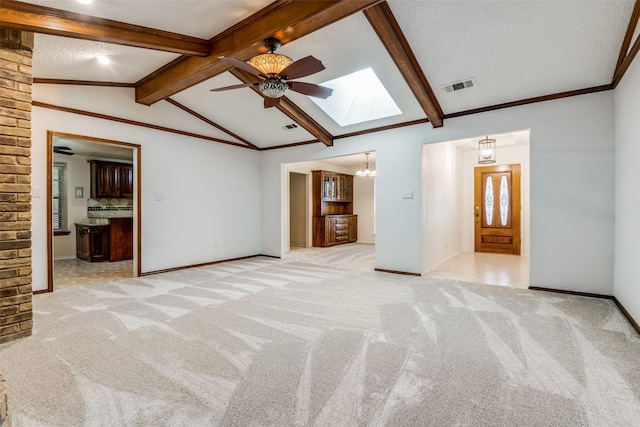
1 256 639 426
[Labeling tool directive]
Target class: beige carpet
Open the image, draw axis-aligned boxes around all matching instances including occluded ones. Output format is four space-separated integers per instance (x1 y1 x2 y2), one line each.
1 256 639 426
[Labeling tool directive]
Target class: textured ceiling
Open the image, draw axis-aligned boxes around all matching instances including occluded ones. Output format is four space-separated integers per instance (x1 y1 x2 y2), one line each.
14 0 638 149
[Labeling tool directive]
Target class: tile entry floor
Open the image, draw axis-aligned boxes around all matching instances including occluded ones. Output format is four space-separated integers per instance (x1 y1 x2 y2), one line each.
53 258 134 290
426 251 530 289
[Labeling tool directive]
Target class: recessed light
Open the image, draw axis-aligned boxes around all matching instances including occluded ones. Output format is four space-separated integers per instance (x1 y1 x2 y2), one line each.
97 55 110 65
76 0 92 4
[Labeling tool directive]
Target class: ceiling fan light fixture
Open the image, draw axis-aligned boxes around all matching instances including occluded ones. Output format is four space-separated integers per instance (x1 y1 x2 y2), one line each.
258 79 288 98
248 53 293 76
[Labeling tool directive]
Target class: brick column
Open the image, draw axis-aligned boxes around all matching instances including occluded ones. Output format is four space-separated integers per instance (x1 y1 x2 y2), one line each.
0 28 33 345
0 373 8 427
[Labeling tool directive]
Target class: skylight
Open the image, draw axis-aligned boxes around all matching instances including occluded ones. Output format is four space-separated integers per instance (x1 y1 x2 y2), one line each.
310 67 402 127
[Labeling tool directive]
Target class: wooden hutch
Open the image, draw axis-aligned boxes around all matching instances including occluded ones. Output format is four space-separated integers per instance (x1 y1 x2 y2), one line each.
312 170 357 247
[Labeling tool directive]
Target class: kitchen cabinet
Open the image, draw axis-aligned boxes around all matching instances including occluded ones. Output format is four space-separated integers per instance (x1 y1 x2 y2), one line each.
109 218 134 262
313 215 358 247
75 218 133 263
89 160 134 199
75 224 109 262
312 170 357 247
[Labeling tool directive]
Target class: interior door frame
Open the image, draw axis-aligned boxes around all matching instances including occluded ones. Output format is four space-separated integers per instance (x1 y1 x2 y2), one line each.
46 131 142 292
474 163 521 255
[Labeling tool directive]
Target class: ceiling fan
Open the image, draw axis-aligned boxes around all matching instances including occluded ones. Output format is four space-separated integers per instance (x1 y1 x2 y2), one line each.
53 146 74 156
211 37 333 108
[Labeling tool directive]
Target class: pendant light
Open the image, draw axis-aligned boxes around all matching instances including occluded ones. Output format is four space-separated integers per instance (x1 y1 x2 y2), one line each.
478 136 496 164
356 152 376 177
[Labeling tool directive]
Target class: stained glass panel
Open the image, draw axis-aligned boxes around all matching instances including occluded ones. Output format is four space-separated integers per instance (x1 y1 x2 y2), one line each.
500 175 509 226
485 176 494 225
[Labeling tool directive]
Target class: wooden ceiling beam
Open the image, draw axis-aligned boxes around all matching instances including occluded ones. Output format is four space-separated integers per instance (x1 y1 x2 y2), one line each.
230 69 334 147
614 0 640 76
613 0 640 88
135 0 384 106
0 0 209 56
363 1 444 128
165 98 259 150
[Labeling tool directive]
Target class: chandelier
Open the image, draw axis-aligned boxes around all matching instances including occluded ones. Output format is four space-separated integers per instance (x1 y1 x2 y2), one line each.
356 152 376 177
478 136 496 164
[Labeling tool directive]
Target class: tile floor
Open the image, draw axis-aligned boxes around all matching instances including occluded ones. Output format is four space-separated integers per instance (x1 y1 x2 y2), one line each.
53 258 134 290
425 251 530 289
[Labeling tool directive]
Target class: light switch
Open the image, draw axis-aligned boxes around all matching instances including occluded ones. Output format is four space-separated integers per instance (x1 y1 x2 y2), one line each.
33 187 41 198
402 190 413 199
154 192 164 201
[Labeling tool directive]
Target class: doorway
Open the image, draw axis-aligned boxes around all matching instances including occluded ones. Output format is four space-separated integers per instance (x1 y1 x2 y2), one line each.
46 131 141 292
474 164 521 255
289 172 308 249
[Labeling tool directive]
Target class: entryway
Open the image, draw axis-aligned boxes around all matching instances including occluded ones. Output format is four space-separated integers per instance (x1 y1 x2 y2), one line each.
47 131 141 292
422 130 530 286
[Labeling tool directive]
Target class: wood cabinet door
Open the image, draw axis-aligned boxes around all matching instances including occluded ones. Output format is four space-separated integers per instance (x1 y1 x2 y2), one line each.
120 165 134 199
326 217 336 246
89 226 110 262
348 215 357 242
75 226 90 261
109 218 133 262
97 163 121 198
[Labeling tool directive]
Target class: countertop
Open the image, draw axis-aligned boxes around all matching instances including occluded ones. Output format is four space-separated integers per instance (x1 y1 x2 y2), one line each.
74 216 132 226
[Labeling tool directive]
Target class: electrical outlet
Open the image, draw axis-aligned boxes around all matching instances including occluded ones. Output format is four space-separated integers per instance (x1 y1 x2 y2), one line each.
401 190 413 199
33 187 41 198
154 192 164 201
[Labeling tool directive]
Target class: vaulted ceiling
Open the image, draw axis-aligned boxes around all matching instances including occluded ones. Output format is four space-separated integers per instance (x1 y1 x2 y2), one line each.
2 0 639 150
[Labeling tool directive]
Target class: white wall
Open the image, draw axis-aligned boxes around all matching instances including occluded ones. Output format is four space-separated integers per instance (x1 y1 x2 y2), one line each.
52 153 91 259
32 87 262 292
353 176 375 244
614 54 640 322
421 140 463 273
262 91 615 289
461 141 530 257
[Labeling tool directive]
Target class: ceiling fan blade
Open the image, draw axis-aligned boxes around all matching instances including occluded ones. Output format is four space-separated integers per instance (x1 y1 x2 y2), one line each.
210 83 257 92
53 148 74 155
264 97 280 108
54 146 71 150
219 57 265 78
280 56 325 80
287 81 333 99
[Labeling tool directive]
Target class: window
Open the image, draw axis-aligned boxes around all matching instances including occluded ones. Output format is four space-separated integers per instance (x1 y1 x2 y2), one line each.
309 67 402 127
53 163 67 234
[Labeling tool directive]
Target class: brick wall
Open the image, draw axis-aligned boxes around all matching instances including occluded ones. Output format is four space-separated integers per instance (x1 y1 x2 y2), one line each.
0 28 33 345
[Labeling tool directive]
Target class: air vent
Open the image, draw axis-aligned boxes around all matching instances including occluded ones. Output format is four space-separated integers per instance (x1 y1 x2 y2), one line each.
440 78 477 94
283 123 298 130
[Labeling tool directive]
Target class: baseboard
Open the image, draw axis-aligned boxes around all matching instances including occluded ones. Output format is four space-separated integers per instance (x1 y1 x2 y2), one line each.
374 268 421 276
612 297 640 335
528 286 614 300
141 254 269 276
529 286 639 335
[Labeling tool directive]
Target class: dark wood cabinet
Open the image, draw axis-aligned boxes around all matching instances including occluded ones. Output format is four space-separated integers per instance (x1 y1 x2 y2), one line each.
120 165 134 199
312 170 357 247
109 218 133 262
90 160 133 199
75 218 133 263
75 224 109 262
